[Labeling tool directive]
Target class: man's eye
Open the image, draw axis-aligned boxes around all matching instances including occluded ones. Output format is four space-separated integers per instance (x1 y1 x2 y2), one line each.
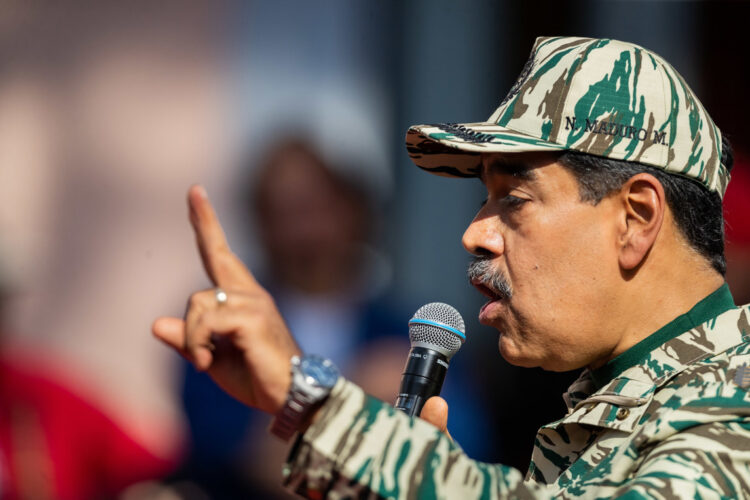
481 195 527 210
501 195 527 209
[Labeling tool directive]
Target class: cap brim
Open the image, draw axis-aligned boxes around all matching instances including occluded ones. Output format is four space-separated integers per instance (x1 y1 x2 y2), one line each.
406 122 565 178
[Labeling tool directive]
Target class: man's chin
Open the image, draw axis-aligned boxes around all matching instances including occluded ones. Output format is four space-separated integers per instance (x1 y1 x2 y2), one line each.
497 338 575 371
499 343 583 372
497 338 540 368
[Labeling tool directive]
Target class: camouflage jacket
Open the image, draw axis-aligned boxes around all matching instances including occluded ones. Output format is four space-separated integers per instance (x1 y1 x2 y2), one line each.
284 285 750 498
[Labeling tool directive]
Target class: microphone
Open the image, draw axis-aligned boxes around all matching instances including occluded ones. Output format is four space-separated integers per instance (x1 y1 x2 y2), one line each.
394 302 466 417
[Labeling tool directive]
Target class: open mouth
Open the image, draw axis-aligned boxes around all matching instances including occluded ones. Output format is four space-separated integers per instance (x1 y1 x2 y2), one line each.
471 278 509 323
471 279 506 302
467 257 512 323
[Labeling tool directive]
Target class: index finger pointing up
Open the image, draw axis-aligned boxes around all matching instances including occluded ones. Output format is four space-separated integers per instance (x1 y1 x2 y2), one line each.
188 185 257 289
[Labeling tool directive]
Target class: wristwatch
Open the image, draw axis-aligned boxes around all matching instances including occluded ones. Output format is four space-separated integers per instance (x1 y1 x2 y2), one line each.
270 354 340 441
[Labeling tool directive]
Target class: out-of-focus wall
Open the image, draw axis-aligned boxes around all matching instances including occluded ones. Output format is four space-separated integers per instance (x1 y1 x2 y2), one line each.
0 1 238 459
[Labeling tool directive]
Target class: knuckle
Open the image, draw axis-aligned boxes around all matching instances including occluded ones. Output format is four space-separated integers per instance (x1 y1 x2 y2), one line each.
188 292 204 310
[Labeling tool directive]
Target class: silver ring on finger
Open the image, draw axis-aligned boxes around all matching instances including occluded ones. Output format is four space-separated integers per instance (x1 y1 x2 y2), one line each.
215 287 228 307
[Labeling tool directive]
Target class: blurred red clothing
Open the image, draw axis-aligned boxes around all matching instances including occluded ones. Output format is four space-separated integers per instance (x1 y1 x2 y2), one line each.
723 150 750 246
0 349 174 500
723 150 750 304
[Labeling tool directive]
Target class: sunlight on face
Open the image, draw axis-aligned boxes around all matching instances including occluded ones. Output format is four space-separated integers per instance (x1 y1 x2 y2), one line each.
463 152 622 371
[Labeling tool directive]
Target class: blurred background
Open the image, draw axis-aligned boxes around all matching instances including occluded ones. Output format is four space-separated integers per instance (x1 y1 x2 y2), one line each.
1 0 748 498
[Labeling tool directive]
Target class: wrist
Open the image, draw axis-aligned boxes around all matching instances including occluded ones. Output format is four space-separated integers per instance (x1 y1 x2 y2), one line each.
270 354 340 441
297 406 322 435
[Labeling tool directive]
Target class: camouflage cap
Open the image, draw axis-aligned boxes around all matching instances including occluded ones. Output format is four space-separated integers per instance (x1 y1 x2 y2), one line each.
406 36 729 196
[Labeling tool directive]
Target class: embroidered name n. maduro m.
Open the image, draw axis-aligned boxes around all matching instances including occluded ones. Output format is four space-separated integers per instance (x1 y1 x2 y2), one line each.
564 116 668 145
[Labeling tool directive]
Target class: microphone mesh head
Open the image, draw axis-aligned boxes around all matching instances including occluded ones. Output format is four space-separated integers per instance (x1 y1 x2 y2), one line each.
408 302 465 357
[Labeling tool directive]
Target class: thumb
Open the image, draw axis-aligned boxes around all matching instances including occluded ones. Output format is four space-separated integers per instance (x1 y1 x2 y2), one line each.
420 396 452 439
152 317 189 359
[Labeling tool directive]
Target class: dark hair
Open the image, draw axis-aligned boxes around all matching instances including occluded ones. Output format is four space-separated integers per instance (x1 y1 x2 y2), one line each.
558 136 734 275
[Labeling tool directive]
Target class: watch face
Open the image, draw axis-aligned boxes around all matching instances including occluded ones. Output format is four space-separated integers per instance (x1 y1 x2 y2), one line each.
299 355 339 389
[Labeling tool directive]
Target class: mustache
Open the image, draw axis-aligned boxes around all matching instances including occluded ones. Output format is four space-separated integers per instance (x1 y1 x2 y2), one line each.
467 256 512 300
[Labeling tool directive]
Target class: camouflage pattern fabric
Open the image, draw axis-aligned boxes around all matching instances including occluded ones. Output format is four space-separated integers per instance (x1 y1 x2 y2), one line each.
283 304 750 498
406 36 729 197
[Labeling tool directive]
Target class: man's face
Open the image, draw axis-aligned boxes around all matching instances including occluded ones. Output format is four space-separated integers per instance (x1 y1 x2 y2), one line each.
464 152 622 371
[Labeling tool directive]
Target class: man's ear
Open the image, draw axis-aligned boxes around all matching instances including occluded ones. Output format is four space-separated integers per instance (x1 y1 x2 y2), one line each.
617 173 666 270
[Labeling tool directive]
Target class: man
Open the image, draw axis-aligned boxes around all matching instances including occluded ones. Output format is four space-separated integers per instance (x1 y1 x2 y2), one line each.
154 36 750 498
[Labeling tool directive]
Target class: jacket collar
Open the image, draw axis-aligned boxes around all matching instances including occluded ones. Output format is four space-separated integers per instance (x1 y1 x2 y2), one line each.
555 285 746 432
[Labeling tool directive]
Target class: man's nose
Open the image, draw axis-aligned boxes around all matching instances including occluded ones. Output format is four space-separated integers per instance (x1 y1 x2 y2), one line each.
462 215 504 257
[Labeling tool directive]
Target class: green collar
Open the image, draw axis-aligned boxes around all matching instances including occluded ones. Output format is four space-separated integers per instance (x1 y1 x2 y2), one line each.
590 283 736 389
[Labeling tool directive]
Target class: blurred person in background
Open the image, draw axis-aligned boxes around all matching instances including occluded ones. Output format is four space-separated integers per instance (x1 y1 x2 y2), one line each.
247 137 402 377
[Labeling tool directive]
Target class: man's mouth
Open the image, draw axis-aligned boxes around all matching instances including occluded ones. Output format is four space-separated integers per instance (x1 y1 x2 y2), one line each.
471 280 510 324
467 256 513 320
471 279 506 302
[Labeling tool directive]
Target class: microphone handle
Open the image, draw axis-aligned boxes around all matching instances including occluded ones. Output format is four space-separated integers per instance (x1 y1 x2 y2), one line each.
394 346 448 417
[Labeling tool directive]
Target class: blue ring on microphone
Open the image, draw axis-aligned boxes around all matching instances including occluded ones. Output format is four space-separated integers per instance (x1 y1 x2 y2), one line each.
408 319 465 340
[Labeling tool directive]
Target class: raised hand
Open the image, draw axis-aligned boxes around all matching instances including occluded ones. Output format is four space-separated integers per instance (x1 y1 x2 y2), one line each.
152 185 301 414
